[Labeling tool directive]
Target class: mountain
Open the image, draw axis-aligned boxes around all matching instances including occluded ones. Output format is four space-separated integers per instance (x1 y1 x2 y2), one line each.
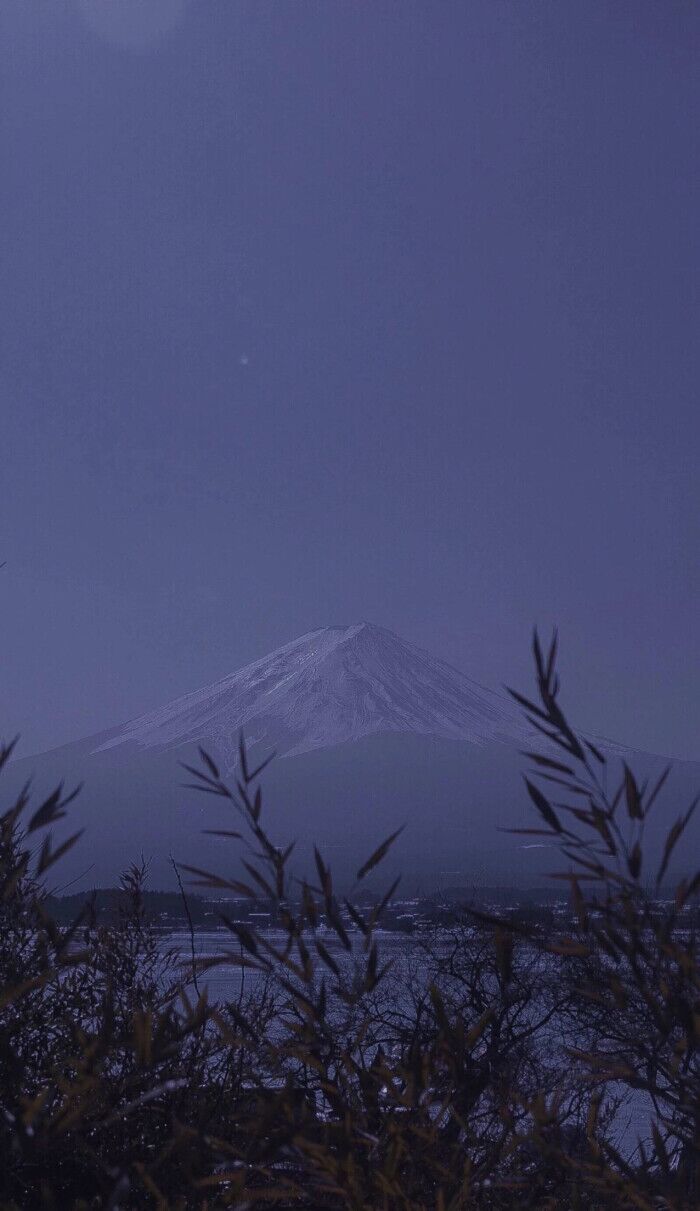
7 624 697 892
89 623 531 764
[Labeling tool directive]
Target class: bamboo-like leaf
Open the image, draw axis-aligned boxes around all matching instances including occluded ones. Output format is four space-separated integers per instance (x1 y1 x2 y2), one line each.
623 763 643 820
584 739 606 765
344 898 369 937
524 778 562 833
314 846 332 901
28 783 81 833
545 628 558 685
656 797 699 888
326 899 351 951
520 751 575 775
247 750 277 782
0 736 19 772
533 628 545 683
36 829 84 875
507 687 551 722
645 765 671 817
356 826 404 881
198 747 220 779
314 936 340 977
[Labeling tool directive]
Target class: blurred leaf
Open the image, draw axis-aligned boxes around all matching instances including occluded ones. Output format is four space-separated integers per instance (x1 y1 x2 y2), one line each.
37 829 84 876
198 747 220 779
356 826 404 881
28 783 81 833
524 778 562 833
657 796 698 888
623 763 643 820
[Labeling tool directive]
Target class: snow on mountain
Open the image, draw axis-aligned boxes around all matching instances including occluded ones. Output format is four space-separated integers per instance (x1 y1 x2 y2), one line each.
14 624 690 891
93 622 530 765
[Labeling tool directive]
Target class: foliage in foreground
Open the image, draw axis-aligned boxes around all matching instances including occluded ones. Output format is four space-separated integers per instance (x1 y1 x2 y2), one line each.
0 636 698 1208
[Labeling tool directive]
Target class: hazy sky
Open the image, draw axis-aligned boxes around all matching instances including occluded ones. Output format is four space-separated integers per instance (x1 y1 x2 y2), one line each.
2 1 698 759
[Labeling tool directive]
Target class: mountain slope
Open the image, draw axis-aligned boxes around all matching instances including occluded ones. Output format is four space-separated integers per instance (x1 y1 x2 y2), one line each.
90 623 531 765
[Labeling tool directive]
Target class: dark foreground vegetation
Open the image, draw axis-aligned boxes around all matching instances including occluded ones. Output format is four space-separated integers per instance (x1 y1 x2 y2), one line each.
1 635 699 1209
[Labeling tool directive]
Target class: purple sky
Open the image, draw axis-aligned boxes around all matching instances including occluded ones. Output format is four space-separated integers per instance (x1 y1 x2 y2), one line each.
2 1 698 760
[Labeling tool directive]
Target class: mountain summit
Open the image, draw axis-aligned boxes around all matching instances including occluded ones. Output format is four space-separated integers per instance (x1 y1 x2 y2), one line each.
93 623 528 765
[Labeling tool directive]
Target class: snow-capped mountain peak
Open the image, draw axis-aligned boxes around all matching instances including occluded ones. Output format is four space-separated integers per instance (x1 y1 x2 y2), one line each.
92 623 530 764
